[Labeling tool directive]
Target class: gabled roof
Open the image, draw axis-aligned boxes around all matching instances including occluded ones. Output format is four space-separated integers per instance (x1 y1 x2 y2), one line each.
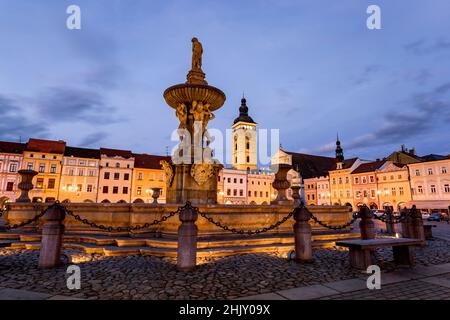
0 141 26 154
352 160 386 174
100 148 133 159
26 138 66 154
286 151 336 179
133 153 171 169
64 146 100 159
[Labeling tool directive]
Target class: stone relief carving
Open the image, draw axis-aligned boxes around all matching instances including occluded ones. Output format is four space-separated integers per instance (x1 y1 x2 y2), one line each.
175 103 187 128
160 160 174 186
190 163 214 186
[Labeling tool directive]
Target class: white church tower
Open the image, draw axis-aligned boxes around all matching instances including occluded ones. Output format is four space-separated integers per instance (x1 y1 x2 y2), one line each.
232 96 257 171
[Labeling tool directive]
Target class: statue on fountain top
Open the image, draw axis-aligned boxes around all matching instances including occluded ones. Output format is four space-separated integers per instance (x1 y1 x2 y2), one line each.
192 37 203 71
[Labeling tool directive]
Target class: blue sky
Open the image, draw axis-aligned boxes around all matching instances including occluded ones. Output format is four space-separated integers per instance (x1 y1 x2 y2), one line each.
0 0 449 161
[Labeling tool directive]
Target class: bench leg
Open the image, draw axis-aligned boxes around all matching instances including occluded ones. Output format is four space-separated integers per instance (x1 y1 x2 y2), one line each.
393 245 415 266
349 248 372 269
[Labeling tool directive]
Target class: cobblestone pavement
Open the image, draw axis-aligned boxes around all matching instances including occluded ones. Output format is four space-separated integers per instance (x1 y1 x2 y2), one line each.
320 277 450 300
1 238 450 300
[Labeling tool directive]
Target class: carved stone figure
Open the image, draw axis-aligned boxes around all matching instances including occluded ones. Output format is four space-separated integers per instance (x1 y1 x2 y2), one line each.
192 37 203 70
191 163 214 186
202 103 215 131
160 160 174 186
175 103 187 128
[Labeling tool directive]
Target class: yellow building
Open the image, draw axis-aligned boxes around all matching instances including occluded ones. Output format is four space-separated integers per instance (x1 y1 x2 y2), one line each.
23 139 66 203
231 97 257 171
351 160 386 209
131 154 170 203
59 147 100 203
376 161 411 211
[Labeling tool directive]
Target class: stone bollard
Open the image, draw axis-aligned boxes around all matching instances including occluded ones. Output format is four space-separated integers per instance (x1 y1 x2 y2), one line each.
385 207 395 235
151 188 161 205
177 202 198 271
293 205 313 262
409 205 425 244
400 208 412 238
359 205 375 240
38 204 66 269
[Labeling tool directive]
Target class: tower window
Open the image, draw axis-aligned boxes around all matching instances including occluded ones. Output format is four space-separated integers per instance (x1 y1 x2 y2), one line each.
246 156 250 163
246 142 250 150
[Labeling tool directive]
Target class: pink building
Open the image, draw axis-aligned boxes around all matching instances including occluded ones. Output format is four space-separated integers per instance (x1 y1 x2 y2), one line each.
0 141 26 203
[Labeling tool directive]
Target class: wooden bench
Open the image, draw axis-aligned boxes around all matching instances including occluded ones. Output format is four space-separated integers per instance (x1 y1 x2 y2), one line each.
423 225 436 240
336 238 423 269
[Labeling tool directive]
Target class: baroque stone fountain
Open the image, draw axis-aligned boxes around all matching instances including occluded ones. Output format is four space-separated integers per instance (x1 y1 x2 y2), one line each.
162 38 226 205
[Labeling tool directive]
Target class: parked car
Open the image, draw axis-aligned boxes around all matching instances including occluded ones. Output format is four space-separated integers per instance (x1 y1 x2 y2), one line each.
371 209 385 217
421 213 430 220
427 212 443 222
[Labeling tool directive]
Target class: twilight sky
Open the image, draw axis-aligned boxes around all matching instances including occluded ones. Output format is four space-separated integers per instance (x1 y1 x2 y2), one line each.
0 0 449 162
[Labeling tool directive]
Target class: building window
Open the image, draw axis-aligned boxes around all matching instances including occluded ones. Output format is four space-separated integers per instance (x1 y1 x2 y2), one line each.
332 178 336 185
246 142 250 150
233 189 237 196
123 187 128 194
50 164 57 173
115 163 120 168
79 160 86 166
88 170 94 177
254 191 257 197
428 168 433 175
430 185 436 194
78 169 84 176
138 172 143 180
362 177 367 184
248 191 251 197
266 192 269 197
104 172 110 179
77 184 82 192
68 169 74 176
391 187 396 196
227 178 231 183
39 164 45 173
103 186 108 194
9 163 17 172
239 190 243 196
48 179 55 189
346 191 350 198
240 178 243 184
114 173 120 180
124 173 130 181
87 185 93 192
444 184 450 193
371 190 375 198
227 189 231 196
36 178 44 189
418 186 423 194
354 177 359 184
137 187 142 195
113 187 119 194
234 178 237 183
218 176 221 182
398 175 402 179
345 177 349 184
106 162 109 167
338 177 342 184
369 176 374 183
442 167 448 174
415 169 420 176
6 182 14 191
399 187 404 195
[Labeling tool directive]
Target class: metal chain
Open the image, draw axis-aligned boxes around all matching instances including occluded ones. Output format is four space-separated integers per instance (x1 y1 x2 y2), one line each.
372 211 410 224
305 206 358 231
198 210 294 235
60 203 180 232
3 206 46 230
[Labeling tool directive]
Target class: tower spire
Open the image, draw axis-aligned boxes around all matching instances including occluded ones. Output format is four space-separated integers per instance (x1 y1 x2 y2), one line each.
335 134 344 164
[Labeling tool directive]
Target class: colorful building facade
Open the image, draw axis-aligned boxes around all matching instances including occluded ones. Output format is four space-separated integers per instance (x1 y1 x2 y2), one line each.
0 142 25 204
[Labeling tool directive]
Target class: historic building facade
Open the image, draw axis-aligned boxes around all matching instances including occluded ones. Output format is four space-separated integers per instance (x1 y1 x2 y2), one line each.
375 161 411 210
351 160 386 209
408 157 450 211
0 142 25 204
59 147 100 203
23 139 66 203
98 148 135 203
131 154 170 204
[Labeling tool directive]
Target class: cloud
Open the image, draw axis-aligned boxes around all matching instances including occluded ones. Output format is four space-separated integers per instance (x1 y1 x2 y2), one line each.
404 38 450 55
35 87 118 124
352 65 382 85
79 131 108 147
0 95 48 141
316 82 450 154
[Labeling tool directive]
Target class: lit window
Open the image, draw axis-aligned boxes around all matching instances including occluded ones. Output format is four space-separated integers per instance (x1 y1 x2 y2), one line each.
428 168 433 175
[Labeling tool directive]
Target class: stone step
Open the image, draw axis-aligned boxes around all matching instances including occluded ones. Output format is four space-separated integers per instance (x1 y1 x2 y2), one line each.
0 240 13 248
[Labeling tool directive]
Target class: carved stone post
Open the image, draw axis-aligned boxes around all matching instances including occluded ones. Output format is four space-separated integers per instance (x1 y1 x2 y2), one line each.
385 206 395 235
359 205 375 240
400 208 412 238
293 206 313 262
38 204 66 269
151 188 161 205
291 184 301 208
410 205 425 244
271 163 292 205
16 170 38 203
177 202 198 271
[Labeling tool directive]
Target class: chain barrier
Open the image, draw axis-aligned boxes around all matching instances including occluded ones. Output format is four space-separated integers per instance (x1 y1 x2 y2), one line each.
305 206 358 231
198 209 294 235
2 205 46 230
372 210 411 224
60 203 180 232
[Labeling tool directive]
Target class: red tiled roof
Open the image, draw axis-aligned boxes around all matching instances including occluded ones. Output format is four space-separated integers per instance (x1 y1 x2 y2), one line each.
352 160 386 174
100 148 133 159
286 151 336 179
133 153 171 169
26 138 66 154
0 141 26 154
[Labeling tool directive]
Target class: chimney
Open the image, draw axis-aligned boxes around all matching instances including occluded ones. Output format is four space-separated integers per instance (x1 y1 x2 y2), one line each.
409 148 415 156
